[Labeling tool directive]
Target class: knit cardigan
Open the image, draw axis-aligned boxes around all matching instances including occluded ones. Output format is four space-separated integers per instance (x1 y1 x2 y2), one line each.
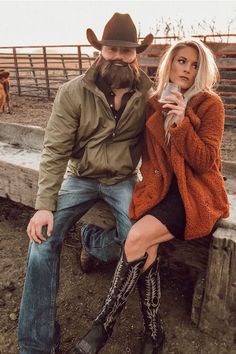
129 91 229 240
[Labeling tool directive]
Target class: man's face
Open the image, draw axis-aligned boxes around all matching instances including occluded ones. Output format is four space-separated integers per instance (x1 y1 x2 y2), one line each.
101 46 136 64
98 46 139 89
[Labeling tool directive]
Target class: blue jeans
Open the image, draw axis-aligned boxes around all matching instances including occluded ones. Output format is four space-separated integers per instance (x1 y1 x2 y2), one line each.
18 175 135 353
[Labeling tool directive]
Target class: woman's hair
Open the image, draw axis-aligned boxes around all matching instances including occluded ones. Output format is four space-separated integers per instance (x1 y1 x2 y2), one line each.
154 39 219 141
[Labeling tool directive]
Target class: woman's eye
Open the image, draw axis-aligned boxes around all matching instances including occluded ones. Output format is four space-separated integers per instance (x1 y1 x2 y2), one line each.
178 59 185 64
193 64 198 69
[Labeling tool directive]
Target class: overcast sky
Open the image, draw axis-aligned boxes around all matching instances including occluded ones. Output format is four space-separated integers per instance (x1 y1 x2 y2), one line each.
1 0 235 47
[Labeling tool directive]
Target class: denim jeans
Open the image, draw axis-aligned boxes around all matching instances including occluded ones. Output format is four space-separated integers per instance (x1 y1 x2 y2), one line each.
18 175 135 353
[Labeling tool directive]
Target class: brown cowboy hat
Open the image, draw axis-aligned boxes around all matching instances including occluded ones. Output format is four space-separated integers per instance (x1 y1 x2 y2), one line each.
87 12 153 54
0 69 10 79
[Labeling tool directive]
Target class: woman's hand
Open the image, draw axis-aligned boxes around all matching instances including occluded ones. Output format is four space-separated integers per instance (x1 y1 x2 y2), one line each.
163 91 186 126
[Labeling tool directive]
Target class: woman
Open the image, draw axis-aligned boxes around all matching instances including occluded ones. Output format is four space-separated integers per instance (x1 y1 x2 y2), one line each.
73 39 229 354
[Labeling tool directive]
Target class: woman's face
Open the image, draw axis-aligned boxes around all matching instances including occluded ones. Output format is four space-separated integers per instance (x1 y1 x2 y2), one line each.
169 46 199 93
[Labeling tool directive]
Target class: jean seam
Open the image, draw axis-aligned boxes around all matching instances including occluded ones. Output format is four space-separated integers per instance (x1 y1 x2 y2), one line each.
49 253 58 352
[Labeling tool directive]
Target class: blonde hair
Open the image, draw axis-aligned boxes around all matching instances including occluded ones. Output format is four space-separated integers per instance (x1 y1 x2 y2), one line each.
154 39 219 141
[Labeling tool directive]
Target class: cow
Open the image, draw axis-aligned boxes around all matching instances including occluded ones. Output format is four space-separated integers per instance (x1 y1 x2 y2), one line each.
0 70 11 114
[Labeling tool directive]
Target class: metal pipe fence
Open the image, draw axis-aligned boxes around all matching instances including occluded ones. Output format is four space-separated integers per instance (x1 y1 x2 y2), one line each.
0 44 95 98
0 34 235 123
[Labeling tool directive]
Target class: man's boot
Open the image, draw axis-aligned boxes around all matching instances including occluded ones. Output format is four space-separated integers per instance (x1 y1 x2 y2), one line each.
137 258 165 354
73 251 147 354
79 225 105 273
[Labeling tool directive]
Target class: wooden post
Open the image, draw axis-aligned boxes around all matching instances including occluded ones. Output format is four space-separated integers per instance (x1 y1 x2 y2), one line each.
28 54 39 88
77 45 83 75
13 47 21 96
42 46 50 98
193 227 236 345
60 54 68 80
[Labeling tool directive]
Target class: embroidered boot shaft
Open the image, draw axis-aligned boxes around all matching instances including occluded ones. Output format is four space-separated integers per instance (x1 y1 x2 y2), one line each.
138 257 165 354
74 251 147 354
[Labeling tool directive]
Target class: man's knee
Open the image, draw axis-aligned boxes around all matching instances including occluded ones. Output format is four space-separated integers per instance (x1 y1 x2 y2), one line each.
29 235 60 260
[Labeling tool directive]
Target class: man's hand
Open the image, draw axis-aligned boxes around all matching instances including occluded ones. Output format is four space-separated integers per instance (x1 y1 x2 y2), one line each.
27 210 54 244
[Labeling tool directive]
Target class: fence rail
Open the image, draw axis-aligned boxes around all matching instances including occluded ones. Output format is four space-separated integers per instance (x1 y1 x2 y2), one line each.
0 35 236 124
0 44 95 97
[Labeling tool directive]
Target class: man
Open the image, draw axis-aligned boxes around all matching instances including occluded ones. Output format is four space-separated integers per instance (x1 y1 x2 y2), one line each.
18 13 153 354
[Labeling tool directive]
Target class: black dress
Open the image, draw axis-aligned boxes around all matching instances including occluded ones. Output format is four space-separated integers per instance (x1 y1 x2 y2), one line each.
143 175 186 239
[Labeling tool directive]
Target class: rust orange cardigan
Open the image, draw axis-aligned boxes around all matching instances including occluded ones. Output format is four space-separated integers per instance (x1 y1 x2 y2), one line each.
129 91 229 240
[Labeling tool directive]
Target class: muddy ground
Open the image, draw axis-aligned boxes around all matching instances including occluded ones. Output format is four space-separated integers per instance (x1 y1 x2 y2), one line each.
0 95 235 354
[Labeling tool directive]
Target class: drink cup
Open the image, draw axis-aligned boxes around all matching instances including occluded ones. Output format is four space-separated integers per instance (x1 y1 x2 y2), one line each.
159 82 180 103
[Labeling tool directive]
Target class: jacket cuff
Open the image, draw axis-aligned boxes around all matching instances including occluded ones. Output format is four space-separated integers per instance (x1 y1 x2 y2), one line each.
35 197 57 211
169 116 191 137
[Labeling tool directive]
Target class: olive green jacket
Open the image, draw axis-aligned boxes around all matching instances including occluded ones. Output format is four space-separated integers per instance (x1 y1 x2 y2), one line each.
35 64 152 211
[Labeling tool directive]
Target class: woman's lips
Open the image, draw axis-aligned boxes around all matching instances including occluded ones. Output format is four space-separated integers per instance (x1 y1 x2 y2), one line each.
179 76 189 81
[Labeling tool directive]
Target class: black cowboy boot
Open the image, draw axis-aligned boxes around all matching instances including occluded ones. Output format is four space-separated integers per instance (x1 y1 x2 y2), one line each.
138 258 165 354
73 251 147 354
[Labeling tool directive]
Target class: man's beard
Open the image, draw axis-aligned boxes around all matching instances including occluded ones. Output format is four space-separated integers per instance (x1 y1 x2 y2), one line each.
96 56 140 89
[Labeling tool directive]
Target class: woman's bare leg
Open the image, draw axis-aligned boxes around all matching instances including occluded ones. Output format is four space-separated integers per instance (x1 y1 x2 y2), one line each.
124 215 174 270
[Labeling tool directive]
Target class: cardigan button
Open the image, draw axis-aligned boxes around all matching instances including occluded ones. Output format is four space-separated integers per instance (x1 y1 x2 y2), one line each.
154 169 160 174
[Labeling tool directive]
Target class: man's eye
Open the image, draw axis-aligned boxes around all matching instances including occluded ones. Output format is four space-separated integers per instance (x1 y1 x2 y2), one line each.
122 49 131 53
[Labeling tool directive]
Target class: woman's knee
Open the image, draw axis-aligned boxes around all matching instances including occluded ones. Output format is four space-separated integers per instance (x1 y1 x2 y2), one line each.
125 227 145 253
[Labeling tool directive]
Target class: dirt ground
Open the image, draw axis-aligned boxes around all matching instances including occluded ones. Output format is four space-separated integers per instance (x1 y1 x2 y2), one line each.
0 95 235 354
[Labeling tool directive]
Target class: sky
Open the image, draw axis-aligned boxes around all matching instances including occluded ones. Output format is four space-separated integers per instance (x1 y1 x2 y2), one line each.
1 0 236 48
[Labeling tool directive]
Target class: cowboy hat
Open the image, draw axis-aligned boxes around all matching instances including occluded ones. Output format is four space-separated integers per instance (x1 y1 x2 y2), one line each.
87 13 153 54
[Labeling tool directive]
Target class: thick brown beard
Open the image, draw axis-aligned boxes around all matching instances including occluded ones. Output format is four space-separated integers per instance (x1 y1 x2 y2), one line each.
96 56 140 89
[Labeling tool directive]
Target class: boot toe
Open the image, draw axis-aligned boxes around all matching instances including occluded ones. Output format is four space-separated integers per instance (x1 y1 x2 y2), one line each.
74 323 108 354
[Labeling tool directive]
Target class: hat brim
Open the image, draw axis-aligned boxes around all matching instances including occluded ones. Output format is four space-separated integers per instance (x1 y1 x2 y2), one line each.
87 28 153 54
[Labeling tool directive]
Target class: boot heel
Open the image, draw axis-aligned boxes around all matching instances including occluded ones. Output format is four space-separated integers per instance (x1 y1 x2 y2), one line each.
139 331 165 354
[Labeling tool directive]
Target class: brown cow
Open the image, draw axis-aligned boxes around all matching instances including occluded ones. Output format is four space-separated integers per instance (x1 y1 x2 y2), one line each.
0 70 11 114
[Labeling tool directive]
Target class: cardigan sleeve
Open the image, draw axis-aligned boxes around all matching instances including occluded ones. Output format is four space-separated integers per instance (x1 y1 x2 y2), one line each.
169 95 225 174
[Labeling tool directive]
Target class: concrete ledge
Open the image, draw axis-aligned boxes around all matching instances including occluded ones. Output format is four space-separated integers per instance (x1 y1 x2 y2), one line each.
0 122 44 151
0 123 235 223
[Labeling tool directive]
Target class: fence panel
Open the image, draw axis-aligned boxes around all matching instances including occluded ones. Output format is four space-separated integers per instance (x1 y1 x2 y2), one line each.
0 35 235 124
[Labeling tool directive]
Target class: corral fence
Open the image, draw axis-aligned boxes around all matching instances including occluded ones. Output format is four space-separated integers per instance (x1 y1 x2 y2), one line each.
0 34 236 124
